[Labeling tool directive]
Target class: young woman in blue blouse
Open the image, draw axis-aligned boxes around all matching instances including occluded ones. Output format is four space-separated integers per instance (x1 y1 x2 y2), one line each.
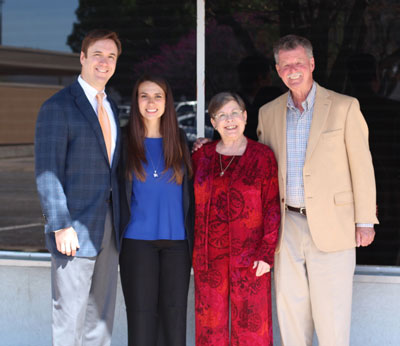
119 75 194 346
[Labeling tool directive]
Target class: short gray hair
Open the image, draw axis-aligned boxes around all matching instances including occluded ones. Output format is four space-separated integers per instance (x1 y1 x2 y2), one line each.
273 34 313 64
208 92 246 119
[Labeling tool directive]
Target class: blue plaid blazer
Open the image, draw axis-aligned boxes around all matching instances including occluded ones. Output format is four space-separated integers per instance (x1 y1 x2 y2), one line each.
35 81 121 257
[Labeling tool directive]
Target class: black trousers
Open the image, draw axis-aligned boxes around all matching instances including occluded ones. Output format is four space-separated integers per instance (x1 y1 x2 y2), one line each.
119 239 191 346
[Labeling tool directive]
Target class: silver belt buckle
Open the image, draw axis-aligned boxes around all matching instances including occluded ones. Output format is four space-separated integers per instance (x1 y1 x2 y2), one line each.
299 207 306 215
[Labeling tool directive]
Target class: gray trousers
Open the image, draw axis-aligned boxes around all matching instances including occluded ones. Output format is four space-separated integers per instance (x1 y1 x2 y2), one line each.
51 207 119 346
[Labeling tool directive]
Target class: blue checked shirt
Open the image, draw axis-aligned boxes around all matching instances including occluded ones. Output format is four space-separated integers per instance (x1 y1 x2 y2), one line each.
286 83 316 207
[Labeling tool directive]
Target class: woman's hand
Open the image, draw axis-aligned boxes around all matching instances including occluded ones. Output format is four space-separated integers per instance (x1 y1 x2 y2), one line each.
253 260 271 277
191 137 211 153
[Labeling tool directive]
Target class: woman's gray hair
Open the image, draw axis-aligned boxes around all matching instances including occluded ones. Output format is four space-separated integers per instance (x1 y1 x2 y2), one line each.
273 35 313 64
208 92 246 119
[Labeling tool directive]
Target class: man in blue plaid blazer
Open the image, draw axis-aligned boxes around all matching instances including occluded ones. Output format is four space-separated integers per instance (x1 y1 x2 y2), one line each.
35 29 122 346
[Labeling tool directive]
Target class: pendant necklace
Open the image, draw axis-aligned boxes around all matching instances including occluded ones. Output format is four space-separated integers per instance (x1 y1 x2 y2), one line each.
147 148 162 178
219 154 235 176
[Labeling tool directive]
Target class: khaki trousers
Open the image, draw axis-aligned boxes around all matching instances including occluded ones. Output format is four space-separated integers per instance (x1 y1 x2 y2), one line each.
274 210 355 346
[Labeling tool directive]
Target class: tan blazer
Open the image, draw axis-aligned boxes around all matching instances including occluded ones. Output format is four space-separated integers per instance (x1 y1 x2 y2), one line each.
257 83 378 253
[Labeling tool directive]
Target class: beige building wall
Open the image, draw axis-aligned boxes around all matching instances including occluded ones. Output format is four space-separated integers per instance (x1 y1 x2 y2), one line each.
0 83 63 144
0 46 80 145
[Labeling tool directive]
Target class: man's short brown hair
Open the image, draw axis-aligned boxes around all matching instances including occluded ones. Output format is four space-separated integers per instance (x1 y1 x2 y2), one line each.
81 29 122 57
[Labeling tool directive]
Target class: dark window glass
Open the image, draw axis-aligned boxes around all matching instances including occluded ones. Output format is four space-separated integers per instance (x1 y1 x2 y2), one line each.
205 0 400 266
1 0 399 265
0 0 196 253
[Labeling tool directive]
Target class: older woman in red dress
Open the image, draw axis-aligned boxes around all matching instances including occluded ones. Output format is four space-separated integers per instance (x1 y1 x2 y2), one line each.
192 92 281 346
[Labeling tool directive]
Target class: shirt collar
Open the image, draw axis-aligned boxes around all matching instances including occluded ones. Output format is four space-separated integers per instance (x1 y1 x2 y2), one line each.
78 75 107 102
287 81 316 112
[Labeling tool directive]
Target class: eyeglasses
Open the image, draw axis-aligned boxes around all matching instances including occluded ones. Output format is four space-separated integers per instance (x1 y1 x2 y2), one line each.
213 109 243 121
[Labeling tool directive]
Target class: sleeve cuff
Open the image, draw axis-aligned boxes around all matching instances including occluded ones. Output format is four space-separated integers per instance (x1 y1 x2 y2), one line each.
356 223 374 228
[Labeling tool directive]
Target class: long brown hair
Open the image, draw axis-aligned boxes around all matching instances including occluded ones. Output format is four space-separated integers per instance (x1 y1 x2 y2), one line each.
126 74 192 184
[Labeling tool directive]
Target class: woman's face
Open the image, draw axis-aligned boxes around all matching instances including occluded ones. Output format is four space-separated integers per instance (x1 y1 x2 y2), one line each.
137 81 166 123
211 100 247 141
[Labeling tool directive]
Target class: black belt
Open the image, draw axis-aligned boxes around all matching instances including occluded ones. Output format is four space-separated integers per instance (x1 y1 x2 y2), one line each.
285 205 307 216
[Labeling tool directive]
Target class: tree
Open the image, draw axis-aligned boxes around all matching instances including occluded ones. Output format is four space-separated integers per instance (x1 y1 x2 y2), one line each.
67 0 196 98
68 0 400 99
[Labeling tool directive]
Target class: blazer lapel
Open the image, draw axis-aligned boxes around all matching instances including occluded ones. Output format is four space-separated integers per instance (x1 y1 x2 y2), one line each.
119 137 133 207
110 99 121 170
71 81 111 165
275 96 288 184
305 84 331 162
125 177 132 207
182 166 190 221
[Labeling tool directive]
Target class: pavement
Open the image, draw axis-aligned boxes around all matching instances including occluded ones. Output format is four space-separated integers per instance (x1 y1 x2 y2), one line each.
0 153 46 252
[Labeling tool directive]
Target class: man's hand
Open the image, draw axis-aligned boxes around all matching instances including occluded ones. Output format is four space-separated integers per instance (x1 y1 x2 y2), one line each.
355 226 375 247
192 137 211 153
54 227 80 256
253 260 271 277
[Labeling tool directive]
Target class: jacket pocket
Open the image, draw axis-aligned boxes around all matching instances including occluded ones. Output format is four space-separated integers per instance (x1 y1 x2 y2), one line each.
334 191 354 205
322 128 343 139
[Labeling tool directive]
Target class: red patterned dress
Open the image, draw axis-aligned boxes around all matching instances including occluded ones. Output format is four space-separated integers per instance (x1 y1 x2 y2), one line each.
192 139 280 346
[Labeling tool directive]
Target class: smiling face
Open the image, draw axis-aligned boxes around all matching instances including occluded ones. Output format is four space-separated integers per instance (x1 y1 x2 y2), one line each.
137 81 166 126
276 45 315 95
211 100 247 142
80 38 118 91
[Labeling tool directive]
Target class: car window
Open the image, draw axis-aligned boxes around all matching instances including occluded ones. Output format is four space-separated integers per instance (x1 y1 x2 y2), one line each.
176 105 195 116
179 117 195 126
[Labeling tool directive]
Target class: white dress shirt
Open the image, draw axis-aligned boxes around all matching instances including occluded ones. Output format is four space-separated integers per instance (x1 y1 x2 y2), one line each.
78 75 117 166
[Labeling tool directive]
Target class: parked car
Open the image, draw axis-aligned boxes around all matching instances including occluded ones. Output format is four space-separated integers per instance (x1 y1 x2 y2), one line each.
175 101 197 117
177 112 214 146
175 101 214 146
118 104 131 127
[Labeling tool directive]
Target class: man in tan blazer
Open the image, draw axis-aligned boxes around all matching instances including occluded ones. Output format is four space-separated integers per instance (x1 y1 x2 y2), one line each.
257 35 378 346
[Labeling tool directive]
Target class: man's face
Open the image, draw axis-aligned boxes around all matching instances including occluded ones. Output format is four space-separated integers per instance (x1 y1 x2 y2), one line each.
276 46 315 94
80 39 118 91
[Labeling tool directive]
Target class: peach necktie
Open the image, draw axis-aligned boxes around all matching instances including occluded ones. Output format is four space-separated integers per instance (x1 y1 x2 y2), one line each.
96 92 112 163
